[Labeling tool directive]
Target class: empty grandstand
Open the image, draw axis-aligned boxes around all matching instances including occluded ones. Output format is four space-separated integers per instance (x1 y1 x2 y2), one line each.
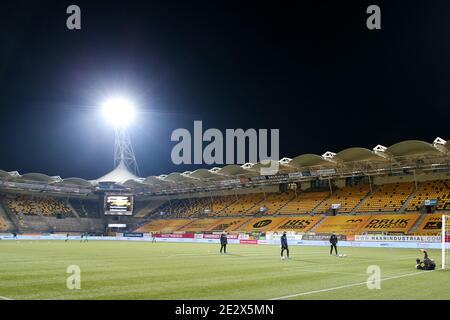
406 179 450 211
0 138 449 238
357 182 414 213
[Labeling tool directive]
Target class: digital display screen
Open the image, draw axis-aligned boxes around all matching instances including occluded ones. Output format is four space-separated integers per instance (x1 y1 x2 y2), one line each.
104 194 133 215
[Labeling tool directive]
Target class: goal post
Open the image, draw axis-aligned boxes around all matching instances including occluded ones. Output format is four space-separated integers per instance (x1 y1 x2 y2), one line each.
443 215 449 270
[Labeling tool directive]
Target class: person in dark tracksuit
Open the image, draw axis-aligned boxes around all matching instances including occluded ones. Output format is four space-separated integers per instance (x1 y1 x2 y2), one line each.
220 233 227 254
416 249 436 270
281 232 289 259
330 234 338 255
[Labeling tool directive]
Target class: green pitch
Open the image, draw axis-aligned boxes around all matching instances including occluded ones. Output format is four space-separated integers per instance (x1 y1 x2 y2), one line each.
0 241 448 300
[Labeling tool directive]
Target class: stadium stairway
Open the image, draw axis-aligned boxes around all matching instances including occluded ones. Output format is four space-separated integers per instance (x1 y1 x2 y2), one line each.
398 183 419 213
69 199 86 217
273 194 297 215
67 201 81 219
272 190 329 215
231 217 255 231
67 200 104 232
311 192 332 214
350 185 379 214
134 200 166 218
307 215 328 233
232 218 255 231
215 197 240 216
244 195 267 215
408 213 428 234
127 216 154 232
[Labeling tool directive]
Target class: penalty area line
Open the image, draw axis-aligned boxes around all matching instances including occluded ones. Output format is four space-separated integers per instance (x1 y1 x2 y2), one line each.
0 296 14 300
268 269 437 300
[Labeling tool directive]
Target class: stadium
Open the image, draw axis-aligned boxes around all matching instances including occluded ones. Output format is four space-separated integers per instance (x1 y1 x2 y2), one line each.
2 1 450 308
1 135 449 300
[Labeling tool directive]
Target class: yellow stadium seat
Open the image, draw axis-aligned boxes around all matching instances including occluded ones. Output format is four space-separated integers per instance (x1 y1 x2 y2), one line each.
357 182 414 213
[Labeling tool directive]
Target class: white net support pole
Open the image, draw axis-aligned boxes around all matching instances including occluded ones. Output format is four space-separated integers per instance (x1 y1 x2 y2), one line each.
443 215 447 270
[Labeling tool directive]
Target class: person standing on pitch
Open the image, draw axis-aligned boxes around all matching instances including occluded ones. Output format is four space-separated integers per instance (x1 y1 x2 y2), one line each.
220 233 227 254
281 232 290 260
330 234 338 255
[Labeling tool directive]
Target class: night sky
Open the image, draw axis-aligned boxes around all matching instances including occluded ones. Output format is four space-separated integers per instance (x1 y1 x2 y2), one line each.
0 0 449 179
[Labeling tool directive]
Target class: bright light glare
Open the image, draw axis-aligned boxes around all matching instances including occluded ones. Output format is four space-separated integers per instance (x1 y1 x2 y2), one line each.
101 97 136 127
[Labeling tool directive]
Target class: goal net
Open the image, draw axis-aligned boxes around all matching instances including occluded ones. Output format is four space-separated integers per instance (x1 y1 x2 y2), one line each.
442 215 450 269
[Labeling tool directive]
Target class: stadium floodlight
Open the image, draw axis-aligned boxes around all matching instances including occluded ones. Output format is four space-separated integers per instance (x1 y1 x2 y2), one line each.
101 97 136 128
101 96 140 176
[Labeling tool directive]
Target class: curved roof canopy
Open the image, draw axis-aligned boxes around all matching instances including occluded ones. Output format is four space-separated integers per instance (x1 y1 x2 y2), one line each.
335 147 387 162
1 137 448 194
289 154 334 168
142 176 166 185
143 176 173 186
58 177 92 187
0 170 11 179
189 169 224 180
122 179 146 188
248 160 292 173
386 140 442 157
163 172 194 183
15 173 54 183
217 165 254 176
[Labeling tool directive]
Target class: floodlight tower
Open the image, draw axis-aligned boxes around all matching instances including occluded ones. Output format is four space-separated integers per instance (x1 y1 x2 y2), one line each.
102 97 140 176
113 127 140 176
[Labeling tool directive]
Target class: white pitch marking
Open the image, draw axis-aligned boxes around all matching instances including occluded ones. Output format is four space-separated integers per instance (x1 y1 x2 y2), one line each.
282 268 367 276
0 296 14 300
269 270 436 300
166 251 327 259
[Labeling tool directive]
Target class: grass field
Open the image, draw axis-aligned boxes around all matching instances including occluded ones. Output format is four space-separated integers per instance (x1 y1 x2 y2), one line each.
0 241 449 300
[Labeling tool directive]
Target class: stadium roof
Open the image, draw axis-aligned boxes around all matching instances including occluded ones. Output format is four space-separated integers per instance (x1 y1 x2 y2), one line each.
289 154 335 167
0 170 11 178
335 147 387 162
14 173 57 183
385 140 442 157
246 160 292 173
217 165 256 176
57 177 93 187
189 169 226 180
95 161 139 183
0 137 448 195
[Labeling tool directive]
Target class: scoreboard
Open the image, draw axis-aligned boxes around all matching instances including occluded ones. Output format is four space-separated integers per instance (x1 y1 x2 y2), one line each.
104 194 133 215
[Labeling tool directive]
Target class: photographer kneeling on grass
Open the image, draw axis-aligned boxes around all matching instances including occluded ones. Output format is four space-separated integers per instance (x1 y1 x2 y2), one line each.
416 249 436 270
